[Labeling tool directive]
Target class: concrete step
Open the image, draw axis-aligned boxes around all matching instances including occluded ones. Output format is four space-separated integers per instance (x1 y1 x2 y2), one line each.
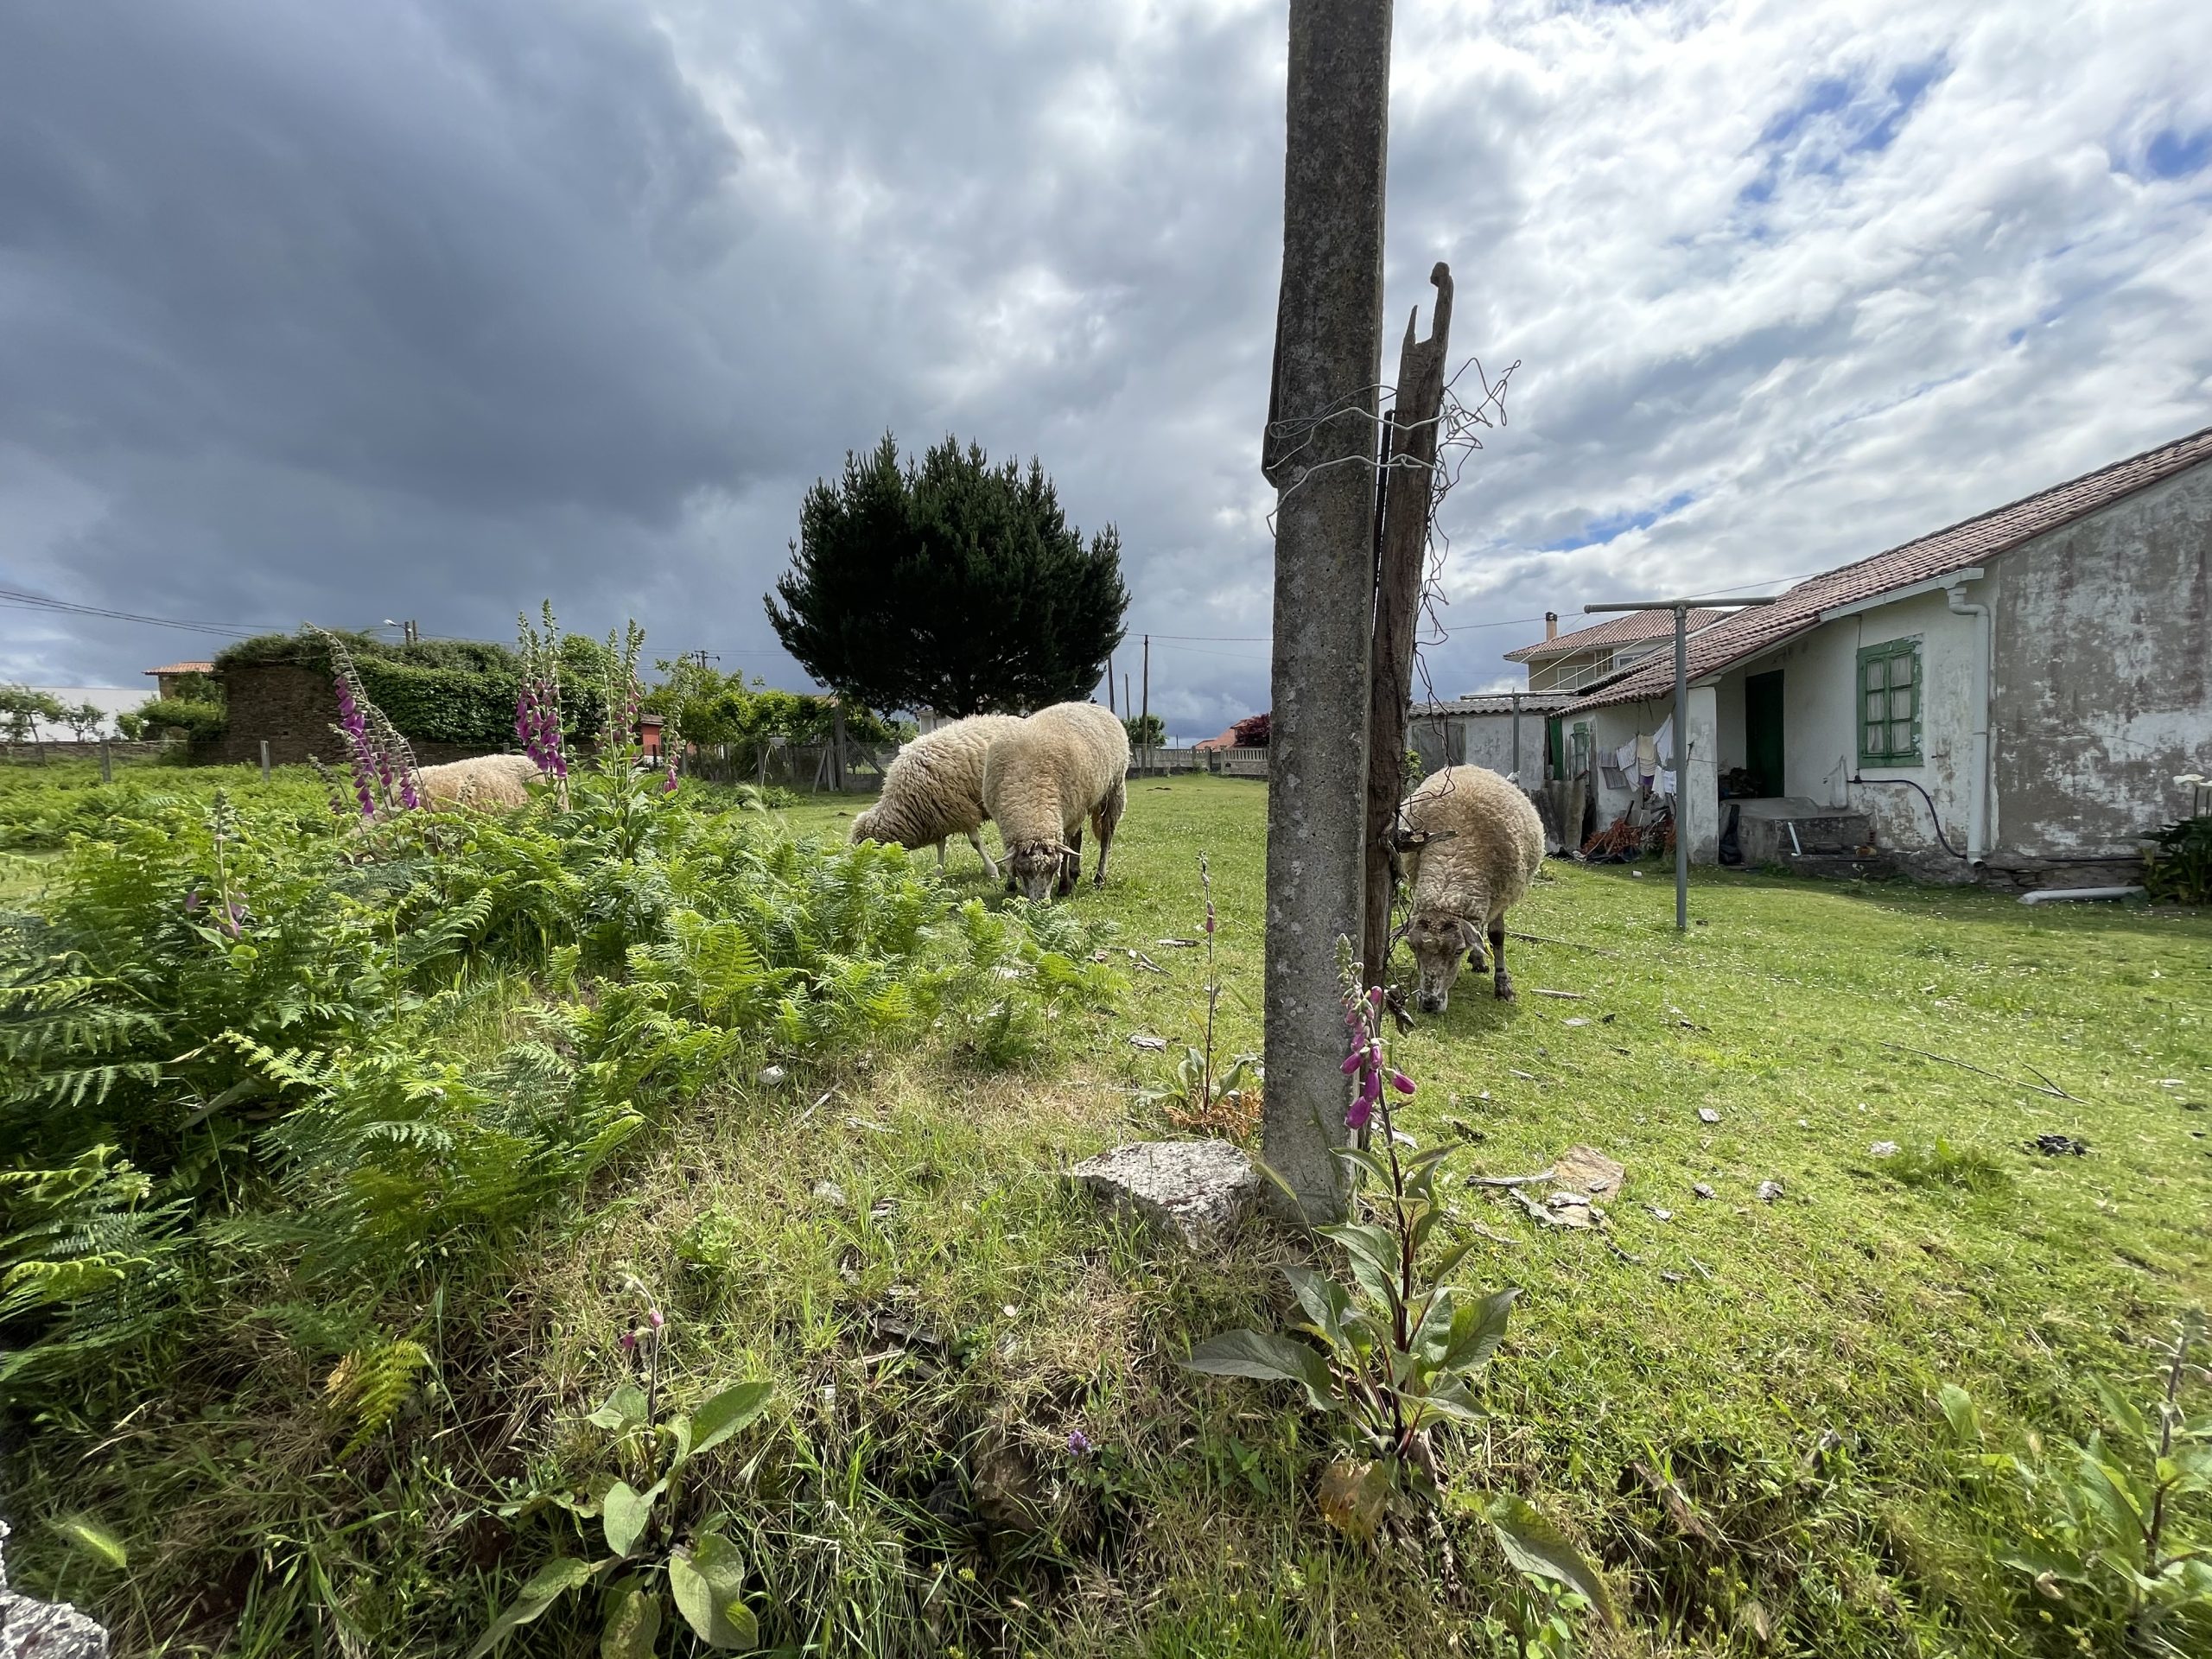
1729 798 1874 863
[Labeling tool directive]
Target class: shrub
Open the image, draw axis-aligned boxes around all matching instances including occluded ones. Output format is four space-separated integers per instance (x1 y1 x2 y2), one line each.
2144 816 2212 906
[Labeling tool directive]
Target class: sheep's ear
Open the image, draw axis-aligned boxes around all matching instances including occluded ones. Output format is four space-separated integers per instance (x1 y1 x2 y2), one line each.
1457 918 1483 952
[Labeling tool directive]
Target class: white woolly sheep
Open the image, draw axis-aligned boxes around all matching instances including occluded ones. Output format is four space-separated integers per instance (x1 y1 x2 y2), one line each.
849 714 1023 878
416 753 543 811
1397 764 1546 1014
982 702 1130 902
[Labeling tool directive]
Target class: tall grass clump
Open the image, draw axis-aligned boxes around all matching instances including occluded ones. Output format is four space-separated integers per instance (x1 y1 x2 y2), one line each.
0 631 1119 1653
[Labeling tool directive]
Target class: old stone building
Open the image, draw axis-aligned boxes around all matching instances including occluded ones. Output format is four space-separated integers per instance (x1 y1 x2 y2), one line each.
1561 425 2212 887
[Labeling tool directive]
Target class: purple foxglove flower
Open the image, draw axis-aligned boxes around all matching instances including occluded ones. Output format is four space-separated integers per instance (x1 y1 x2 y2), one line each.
1346 1091 1374 1132
1342 1048 1366 1075
1390 1071 1414 1096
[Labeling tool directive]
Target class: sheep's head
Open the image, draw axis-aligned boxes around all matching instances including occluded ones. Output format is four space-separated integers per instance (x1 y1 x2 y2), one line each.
1007 839 1076 904
1405 910 1482 1015
849 807 880 844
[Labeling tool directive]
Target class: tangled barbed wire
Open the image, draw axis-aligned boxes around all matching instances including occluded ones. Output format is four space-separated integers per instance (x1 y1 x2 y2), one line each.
1262 353 1519 719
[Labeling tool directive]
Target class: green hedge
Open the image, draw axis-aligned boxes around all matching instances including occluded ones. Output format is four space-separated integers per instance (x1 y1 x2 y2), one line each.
213 631 611 750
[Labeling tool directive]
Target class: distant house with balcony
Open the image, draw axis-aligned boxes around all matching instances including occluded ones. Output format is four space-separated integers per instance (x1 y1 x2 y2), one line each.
143 660 216 699
1503 610 1728 694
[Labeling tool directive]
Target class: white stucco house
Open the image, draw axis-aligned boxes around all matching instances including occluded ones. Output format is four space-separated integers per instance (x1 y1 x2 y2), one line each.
1562 424 2212 888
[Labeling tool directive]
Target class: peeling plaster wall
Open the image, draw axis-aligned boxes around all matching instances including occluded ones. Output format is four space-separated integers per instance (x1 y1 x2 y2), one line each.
1987 461 2212 858
1780 588 1980 853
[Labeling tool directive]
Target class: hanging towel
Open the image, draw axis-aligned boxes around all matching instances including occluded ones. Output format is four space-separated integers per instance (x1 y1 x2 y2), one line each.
1657 766 1676 797
1652 715 1675 769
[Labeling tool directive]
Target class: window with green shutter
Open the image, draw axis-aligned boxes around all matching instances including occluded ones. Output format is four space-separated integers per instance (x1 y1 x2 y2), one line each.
1856 639 1922 766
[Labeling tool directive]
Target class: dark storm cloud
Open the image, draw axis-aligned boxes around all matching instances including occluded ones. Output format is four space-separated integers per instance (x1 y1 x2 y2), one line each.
2 0 2208 740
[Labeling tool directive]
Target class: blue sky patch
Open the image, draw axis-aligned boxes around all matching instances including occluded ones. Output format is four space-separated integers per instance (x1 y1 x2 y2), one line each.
2144 126 2212 180
1538 490 1697 553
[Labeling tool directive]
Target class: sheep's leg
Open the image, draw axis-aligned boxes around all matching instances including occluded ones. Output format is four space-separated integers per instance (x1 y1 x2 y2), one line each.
1489 916 1514 1000
1058 827 1083 898
1091 779 1127 887
969 829 1001 881
936 839 948 870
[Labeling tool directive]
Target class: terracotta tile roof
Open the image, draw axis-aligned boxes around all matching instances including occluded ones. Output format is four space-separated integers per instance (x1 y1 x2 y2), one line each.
1569 423 2212 712
143 661 215 677
1505 608 1728 663
1414 692 1582 715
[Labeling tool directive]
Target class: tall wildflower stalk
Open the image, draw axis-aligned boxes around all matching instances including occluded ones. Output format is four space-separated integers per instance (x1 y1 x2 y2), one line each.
516 601 571 808
310 626 419 820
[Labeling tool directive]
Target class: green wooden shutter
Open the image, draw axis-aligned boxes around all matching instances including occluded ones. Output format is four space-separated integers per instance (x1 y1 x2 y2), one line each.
1855 639 1923 766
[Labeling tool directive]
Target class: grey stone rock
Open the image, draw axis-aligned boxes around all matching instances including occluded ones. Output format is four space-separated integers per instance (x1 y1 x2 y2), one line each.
0 1522 110 1659
1068 1140 1260 1249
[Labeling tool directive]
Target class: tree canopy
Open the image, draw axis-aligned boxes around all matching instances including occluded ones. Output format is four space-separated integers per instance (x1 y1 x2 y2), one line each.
765 435 1128 717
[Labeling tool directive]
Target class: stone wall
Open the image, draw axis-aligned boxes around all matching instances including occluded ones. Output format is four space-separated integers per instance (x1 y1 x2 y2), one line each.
213 662 492 768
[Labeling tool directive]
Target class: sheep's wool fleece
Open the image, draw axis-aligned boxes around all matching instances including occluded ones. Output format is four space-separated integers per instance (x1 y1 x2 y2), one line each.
1402 765 1545 924
851 715 1022 849
982 702 1130 847
417 753 541 810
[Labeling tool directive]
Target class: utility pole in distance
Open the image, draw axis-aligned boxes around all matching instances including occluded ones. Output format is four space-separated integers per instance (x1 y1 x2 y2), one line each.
1259 0 1392 1225
1140 634 1150 775
1584 596 1777 930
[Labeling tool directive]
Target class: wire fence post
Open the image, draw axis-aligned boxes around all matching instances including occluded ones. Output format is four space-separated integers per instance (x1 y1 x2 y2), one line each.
99 738 112 784
260 739 271 783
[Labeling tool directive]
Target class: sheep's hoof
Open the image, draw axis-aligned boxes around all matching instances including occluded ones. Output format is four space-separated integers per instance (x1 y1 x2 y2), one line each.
1494 975 1516 1001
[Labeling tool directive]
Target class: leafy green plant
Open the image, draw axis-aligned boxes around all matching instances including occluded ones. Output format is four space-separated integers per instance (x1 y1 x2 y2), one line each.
1183 963 1614 1633
1137 853 1259 1137
477 1287 773 1656
1941 1313 2211 1654
2143 813 2212 906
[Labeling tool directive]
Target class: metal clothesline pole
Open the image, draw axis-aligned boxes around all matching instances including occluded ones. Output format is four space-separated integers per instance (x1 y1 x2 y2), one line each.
1585 596 1781 931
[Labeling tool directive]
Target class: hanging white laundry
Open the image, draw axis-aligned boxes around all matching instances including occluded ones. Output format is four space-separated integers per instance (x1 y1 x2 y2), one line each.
1657 766 1676 797
1616 736 1639 773
1653 715 1675 769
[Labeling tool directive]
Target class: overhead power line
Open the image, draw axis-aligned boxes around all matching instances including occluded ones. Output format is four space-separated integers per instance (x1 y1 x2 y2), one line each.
0 587 289 639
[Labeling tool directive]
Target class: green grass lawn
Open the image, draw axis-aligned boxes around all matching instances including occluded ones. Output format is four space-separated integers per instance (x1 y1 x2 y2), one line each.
766 773 2211 1655
7 766 2207 1656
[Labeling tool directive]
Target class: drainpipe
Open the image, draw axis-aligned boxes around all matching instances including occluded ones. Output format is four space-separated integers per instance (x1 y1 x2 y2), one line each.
1946 581 1991 862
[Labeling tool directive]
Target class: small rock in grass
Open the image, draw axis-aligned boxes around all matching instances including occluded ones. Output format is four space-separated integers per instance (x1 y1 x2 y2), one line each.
1127 1033 1168 1052
1756 1180 1784 1203
758 1065 788 1088
1661 1270 1684 1283
1068 1140 1260 1249
1649 1206 1674 1221
1553 1145 1626 1197
1561 1017 1590 1027
1870 1141 1899 1158
1691 1182 1717 1200
1698 1108 1721 1124
811 1179 847 1207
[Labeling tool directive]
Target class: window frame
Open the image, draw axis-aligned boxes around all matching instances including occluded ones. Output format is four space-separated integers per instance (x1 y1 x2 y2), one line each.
1855 638 1923 768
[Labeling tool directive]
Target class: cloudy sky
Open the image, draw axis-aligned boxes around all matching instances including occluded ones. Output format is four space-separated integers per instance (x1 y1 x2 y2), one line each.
3 0 2209 738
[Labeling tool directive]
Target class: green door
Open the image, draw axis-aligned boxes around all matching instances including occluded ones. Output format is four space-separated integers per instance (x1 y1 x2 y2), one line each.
1745 671 1785 797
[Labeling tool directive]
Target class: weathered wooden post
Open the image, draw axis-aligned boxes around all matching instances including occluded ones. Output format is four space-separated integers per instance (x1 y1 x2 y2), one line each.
259 739 271 782
99 738 112 784
1360 264 1452 987
1261 0 1394 1224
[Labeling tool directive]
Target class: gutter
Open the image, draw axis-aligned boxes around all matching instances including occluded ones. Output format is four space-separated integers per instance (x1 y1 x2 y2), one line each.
1945 577 1993 862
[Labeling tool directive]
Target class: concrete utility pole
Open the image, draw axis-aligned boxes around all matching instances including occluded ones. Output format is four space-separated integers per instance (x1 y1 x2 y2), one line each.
1585 597 1777 930
1261 0 1394 1224
1140 634 1151 775
1106 653 1116 715
1360 263 1452 988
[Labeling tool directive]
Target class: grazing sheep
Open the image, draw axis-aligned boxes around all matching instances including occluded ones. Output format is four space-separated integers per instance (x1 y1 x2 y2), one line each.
850 714 1022 879
1397 764 1546 1014
982 702 1129 902
416 753 543 810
